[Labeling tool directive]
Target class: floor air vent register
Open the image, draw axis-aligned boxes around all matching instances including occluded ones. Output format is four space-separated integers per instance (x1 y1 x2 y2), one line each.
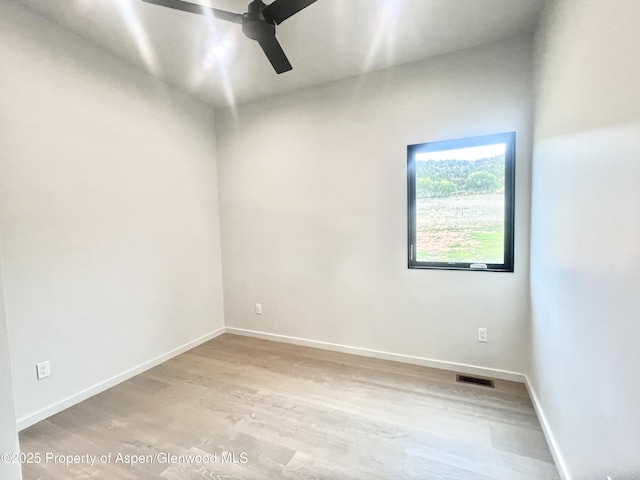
456 374 495 388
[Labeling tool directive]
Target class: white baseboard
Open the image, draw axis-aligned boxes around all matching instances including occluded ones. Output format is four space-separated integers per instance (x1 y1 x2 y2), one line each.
17 327 226 431
224 327 526 383
524 375 571 480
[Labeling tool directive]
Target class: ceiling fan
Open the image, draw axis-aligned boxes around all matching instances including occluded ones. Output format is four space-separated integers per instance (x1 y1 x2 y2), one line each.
142 0 318 73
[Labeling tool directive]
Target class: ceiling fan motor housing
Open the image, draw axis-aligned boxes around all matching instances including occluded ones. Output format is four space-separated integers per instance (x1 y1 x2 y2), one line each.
242 0 275 41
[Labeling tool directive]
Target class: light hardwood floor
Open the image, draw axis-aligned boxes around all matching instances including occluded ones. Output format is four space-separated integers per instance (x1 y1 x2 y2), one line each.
20 334 560 479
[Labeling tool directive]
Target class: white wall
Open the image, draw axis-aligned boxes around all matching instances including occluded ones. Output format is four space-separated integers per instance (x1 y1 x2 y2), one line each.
0 2 224 427
530 1 640 478
216 36 534 375
0 255 21 480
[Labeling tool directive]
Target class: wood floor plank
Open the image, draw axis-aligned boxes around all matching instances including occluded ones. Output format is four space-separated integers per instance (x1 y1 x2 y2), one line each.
490 423 555 463
19 334 560 479
160 447 270 480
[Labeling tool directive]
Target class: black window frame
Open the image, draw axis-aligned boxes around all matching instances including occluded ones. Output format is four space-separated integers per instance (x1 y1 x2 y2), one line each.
407 132 516 272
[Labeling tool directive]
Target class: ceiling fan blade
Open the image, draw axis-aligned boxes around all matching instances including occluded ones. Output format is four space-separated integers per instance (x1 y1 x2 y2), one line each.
258 36 292 74
142 0 243 24
262 0 318 25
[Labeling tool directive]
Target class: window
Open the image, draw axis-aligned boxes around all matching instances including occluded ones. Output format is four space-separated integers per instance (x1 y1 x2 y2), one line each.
407 132 515 272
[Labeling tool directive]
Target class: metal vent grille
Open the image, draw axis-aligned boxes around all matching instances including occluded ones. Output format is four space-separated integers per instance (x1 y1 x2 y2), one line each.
456 374 495 388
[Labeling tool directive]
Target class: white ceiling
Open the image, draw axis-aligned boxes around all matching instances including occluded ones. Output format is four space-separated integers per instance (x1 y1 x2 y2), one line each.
14 0 545 108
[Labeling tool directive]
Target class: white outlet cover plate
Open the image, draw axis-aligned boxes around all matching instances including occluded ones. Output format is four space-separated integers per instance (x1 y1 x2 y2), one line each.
478 328 488 342
36 361 50 380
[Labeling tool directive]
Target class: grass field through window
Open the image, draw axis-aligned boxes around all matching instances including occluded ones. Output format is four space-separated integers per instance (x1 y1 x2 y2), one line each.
415 194 504 263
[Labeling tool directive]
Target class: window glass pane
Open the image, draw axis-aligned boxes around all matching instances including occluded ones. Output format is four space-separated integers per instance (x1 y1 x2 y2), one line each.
414 143 506 264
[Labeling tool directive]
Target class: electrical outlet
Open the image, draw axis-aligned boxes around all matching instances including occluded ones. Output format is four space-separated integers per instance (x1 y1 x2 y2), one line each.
36 361 50 380
255 303 262 314
478 328 488 343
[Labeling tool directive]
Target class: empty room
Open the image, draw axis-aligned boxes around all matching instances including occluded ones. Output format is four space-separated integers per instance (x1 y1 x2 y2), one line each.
1 0 639 479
